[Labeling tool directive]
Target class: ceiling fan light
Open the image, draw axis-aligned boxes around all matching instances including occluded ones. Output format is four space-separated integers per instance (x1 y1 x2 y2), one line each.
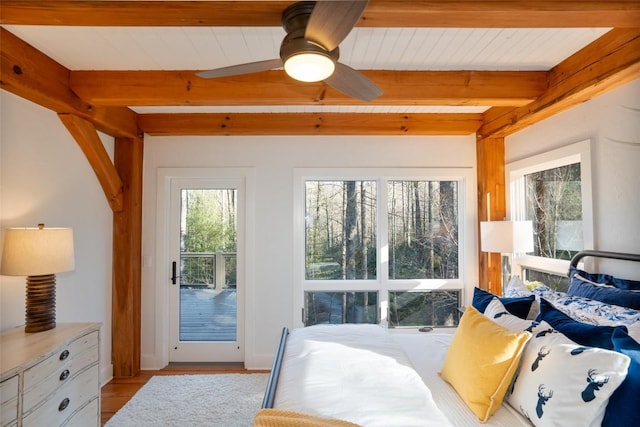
284 52 335 82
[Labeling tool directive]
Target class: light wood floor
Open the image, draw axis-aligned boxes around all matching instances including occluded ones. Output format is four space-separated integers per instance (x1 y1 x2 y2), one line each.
100 364 269 426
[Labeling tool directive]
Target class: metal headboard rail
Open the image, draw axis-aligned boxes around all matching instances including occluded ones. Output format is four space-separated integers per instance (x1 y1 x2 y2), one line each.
569 250 640 275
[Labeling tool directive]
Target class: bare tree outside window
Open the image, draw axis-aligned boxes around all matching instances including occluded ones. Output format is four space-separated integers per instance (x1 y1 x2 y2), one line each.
388 181 459 279
524 163 582 261
303 178 462 328
305 181 377 280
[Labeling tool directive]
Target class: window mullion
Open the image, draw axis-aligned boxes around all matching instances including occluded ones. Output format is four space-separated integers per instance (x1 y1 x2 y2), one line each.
378 177 389 325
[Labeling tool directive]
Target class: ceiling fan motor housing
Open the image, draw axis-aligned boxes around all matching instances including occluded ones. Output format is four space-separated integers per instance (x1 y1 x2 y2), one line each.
281 1 316 34
280 1 339 63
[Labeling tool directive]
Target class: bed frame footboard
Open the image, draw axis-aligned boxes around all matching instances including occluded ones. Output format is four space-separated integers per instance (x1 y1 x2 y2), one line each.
261 327 289 408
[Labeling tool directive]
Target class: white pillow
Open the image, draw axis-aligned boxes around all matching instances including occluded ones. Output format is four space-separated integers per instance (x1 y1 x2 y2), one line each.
504 276 540 319
485 298 537 331
505 275 531 296
507 330 630 427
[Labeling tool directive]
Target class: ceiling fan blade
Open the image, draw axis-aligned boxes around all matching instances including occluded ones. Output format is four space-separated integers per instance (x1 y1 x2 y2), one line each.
324 62 382 102
196 58 283 79
305 1 368 51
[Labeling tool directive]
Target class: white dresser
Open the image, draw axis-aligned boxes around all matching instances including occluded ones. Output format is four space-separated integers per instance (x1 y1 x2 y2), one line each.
0 323 101 427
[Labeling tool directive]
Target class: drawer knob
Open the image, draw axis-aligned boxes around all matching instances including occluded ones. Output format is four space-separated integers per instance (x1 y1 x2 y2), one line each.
58 397 70 412
59 369 70 381
59 349 70 361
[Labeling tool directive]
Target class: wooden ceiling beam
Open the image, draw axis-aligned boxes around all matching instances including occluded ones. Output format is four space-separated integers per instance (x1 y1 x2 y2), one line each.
70 70 546 107
0 27 140 139
478 28 640 139
2 1 639 28
58 114 124 212
138 112 482 136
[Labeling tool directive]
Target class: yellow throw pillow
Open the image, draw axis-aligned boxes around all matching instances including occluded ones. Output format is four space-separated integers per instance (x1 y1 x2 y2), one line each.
440 305 531 422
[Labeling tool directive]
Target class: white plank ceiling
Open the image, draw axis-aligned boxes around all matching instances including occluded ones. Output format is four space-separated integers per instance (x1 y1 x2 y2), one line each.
2 25 611 114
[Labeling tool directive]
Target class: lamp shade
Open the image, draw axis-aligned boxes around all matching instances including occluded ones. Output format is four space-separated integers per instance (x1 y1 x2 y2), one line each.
1 227 74 276
480 221 534 254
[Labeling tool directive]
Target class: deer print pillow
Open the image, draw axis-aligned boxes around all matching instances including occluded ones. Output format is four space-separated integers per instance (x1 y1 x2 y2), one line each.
507 325 630 427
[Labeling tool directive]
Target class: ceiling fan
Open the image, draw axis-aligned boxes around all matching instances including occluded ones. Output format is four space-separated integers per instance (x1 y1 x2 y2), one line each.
196 1 382 102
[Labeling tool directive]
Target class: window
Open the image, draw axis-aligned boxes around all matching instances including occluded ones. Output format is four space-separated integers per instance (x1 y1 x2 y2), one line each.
305 180 377 280
389 291 460 327
507 141 592 290
295 168 474 328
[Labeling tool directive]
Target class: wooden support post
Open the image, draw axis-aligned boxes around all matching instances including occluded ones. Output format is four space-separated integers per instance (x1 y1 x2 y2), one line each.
476 136 506 295
112 136 144 377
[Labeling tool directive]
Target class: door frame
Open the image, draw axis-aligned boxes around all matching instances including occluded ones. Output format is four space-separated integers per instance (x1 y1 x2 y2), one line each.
154 168 256 368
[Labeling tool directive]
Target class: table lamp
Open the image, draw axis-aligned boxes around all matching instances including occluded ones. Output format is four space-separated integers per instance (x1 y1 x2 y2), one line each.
480 220 534 290
1 224 75 333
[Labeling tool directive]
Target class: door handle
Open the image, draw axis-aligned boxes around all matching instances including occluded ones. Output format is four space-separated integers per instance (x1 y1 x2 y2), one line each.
171 261 180 285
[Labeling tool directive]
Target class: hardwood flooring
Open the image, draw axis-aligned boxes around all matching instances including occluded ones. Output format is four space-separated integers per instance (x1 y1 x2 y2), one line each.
100 363 269 425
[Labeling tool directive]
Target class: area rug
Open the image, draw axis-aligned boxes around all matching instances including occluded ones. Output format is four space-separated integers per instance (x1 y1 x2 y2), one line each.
105 373 269 427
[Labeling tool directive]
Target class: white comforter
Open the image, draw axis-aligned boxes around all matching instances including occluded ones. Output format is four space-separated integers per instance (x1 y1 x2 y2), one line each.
273 324 531 427
273 324 453 426
392 332 531 427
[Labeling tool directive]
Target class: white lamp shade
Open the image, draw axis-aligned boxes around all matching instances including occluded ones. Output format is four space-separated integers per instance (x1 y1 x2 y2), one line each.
480 221 534 254
1 227 74 276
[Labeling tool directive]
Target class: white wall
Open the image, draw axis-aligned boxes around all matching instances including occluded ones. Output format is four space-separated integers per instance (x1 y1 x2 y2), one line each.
141 135 478 369
506 79 640 278
0 91 114 384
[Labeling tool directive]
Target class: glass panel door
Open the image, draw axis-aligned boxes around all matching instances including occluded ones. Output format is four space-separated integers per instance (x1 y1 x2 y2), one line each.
169 179 243 362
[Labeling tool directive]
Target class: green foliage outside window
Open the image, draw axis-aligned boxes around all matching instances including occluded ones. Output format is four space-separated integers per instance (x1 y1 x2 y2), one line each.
180 189 237 286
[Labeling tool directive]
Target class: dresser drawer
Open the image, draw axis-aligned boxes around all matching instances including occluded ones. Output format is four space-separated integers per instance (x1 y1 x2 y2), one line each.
1 375 19 426
62 397 99 427
22 364 99 427
23 330 98 392
22 340 99 413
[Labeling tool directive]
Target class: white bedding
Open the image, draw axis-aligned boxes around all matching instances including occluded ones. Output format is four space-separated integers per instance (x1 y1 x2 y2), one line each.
273 324 530 427
273 324 453 426
392 332 531 427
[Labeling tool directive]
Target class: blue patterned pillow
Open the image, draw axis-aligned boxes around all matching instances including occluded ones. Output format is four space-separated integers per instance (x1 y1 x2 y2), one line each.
568 275 640 310
472 287 535 319
537 299 626 350
507 324 630 427
602 328 640 427
532 286 640 326
570 267 640 291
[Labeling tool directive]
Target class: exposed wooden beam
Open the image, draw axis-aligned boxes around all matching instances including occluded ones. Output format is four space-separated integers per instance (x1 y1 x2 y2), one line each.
112 136 143 377
0 27 140 139
2 1 639 28
479 28 640 139
70 70 546 107
139 112 482 136
58 114 124 212
476 136 506 295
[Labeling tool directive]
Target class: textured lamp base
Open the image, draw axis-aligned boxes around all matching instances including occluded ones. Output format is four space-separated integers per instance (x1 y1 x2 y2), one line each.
25 274 56 333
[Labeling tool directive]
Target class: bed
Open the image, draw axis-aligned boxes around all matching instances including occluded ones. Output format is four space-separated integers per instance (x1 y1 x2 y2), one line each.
256 250 640 427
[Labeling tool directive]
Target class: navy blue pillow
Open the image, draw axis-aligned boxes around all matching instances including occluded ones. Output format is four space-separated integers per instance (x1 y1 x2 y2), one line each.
602 327 640 427
472 287 534 319
568 277 640 310
570 266 640 291
536 298 626 350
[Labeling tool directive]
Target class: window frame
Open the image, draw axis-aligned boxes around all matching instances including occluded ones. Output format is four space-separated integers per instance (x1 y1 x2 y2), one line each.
506 140 593 279
293 167 476 328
